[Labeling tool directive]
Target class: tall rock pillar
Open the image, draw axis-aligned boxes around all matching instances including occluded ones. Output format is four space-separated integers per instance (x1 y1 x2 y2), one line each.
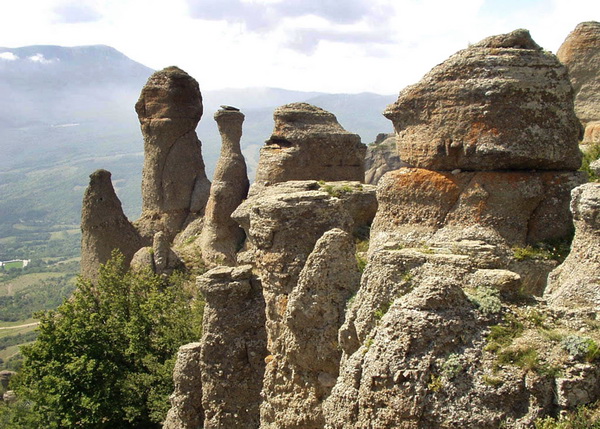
80 169 143 280
200 108 249 266
135 66 211 242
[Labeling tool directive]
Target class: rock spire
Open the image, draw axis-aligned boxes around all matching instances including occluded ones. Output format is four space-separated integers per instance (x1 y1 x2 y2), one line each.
80 169 143 280
134 66 211 241
199 108 249 266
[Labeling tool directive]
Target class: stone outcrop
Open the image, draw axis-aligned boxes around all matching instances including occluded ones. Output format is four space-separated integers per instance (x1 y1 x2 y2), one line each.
231 181 376 427
370 168 586 249
135 66 211 241
545 183 600 309
384 29 582 171
163 343 204 429
253 103 366 190
130 231 183 276
260 229 361 428
583 121 600 144
196 265 267 429
557 21 600 126
80 169 143 280
199 108 249 267
364 133 407 184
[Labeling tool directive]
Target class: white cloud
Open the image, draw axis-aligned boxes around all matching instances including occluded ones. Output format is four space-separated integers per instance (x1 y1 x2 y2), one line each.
0 52 19 61
28 54 56 64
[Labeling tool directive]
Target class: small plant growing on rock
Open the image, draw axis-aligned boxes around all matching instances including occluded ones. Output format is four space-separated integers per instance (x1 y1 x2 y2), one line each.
468 285 503 316
485 313 524 353
496 347 539 372
427 374 443 393
561 335 600 362
441 353 464 379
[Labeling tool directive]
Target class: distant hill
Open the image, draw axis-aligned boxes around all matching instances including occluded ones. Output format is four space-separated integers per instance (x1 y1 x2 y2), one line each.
0 45 395 258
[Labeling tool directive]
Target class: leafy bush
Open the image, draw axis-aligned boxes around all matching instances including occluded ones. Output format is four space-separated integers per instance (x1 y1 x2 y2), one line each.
468 286 502 316
13 251 203 428
561 335 600 362
580 142 600 182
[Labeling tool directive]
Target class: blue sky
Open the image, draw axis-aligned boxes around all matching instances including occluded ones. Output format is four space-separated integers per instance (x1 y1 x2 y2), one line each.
0 0 598 94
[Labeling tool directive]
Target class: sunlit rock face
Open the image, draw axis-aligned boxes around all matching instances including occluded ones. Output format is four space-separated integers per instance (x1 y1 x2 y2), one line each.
80 169 143 281
557 21 600 127
135 66 211 241
253 103 366 191
384 29 582 171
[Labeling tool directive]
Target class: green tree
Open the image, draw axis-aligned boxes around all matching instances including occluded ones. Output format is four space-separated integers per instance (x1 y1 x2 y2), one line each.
12 251 202 428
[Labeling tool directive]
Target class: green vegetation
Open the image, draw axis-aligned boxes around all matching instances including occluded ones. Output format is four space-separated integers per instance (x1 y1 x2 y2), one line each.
318 181 363 198
512 238 572 263
1 252 203 428
496 347 539 371
535 401 600 428
468 285 503 316
580 142 600 182
428 373 443 393
561 335 600 363
485 313 524 353
441 353 464 379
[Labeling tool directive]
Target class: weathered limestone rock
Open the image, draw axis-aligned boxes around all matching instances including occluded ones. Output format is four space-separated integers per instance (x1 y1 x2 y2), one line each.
163 343 204 429
370 168 585 249
557 21 600 126
197 265 267 429
260 229 361 428
384 29 582 171
325 278 555 428
253 103 366 189
0 370 15 390
200 108 249 267
364 133 408 184
80 169 143 280
583 121 600 145
130 231 183 275
231 181 376 428
545 183 600 309
135 66 211 241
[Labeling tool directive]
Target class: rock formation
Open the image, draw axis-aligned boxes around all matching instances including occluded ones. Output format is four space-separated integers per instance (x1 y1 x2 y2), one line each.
583 121 600 145
557 21 600 127
163 343 204 429
260 229 361 428
545 183 600 309
323 30 596 428
196 265 266 428
384 29 582 171
130 231 183 276
135 66 211 241
364 133 407 184
80 169 143 280
199 108 249 267
253 103 366 190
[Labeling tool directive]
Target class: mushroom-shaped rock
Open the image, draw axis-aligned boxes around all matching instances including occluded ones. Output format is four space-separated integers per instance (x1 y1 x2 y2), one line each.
80 169 143 281
384 29 582 171
557 21 600 126
200 108 249 267
135 66 211 241
253 103 366 190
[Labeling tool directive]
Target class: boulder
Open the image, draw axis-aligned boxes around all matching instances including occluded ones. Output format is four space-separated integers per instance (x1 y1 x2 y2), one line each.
197 265 267 429
253 103 366 190
130 231 183 275
583 121 600 145
135 66 211 241
557 21 600 126
80 169 143 281
545 183 600 309
384 29 582 171
163 343 204 429
200 108 249 266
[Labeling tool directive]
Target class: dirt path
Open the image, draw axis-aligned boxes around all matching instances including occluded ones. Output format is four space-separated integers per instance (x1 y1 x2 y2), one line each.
0 322 39 330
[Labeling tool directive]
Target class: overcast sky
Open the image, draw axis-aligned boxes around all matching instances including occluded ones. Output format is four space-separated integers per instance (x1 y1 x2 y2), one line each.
1 0 598 94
